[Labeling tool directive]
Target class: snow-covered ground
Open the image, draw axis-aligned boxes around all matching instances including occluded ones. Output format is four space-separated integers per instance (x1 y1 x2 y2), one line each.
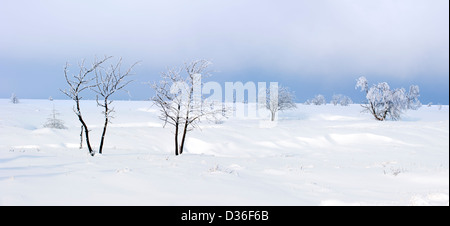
0 99 448 205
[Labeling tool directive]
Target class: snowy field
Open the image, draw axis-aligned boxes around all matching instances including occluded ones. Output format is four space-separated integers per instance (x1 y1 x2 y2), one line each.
0 99 448 206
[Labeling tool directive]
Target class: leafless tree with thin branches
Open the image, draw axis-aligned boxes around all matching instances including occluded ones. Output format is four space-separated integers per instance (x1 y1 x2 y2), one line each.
92 57 139 154
265 85 297 121
151 60 222 155
60 56 111 156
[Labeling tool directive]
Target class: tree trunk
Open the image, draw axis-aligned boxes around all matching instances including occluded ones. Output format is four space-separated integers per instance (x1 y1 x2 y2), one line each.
78 116 94 156
79 125 83 149
179 120 189 155
370 102 384 121
381 106 388 121
174 103 181 156
78 115 94 155
174 121 179 156
271 110 275 121
76 98 94 156
179 87 194 155
99 117 108 154
98 99 109 155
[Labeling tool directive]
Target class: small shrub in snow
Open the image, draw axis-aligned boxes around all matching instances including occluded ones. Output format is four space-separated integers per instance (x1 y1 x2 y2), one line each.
383 167 407 176
43 105 67 129
208 164 238 175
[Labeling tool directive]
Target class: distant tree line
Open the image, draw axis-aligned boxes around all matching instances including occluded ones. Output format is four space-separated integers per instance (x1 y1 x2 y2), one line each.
304 94 352 106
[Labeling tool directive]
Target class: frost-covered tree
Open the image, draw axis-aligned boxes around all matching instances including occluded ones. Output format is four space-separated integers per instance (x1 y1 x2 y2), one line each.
307 94 326 105
355 76 368 94
340 95 353 106
10 93 19 104
92 57 138 154
330 94 341 106
44 104 67 129
356 76 408 121
406 85 421 110
61 56 137 156
60 56 112 156
331 94 353 106
152 60 222 156
266 85 297 121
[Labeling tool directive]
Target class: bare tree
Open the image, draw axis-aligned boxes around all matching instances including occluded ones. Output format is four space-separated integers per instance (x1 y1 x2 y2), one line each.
152 67 184 155
60 56 112 156
92 57 138 154
152 60 221 155
266 85 297 121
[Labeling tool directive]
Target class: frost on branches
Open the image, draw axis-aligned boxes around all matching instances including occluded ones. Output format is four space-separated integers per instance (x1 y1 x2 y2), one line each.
151 60 223 156
43 105 67 129
60 56 137 156
406 85 422 110
356 76 420 121
331 94 353 106
305 94 326 105
266 85 297 121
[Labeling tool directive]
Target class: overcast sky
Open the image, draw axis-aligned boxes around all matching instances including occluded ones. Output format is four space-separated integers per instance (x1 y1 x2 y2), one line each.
0 0 448 104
